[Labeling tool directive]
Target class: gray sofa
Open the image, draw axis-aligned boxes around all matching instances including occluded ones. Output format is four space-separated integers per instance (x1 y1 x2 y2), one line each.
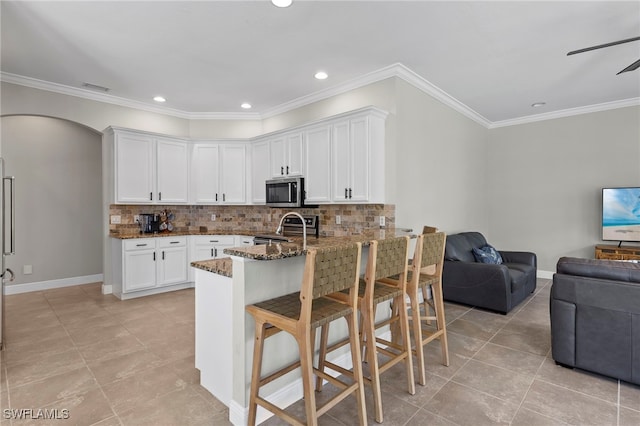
442 232 537 314
551 256 640 385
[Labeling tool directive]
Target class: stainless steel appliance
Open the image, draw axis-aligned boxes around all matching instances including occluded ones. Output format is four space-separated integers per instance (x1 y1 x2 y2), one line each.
253 214 319 245
265 177 305 208
0 159 16 350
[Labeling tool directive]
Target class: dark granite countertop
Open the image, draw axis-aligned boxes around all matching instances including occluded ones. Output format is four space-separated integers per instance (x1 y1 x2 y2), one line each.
223 228 415 261
191 258 233 278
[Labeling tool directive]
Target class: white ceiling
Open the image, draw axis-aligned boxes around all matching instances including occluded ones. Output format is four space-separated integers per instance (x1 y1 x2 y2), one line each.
2 1 639 126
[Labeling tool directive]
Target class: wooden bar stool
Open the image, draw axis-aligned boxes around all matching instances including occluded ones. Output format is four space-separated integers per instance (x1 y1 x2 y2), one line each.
319 236 414 423
382 231 448 386
245 243 367 426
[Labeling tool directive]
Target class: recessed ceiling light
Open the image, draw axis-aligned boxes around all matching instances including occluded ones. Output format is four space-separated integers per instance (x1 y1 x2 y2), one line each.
153 96 166 103
272 0 292 7
241 103 252 109
314 71 328 80
531 102 546 108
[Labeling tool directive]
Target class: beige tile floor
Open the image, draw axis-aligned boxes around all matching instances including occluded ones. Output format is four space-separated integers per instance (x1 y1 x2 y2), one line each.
1 279 639 425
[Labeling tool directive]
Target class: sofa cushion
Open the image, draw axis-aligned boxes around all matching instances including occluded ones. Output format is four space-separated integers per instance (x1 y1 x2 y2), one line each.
472 245 503 264
557 257 640 284
505 263 535 293
445 232 488 263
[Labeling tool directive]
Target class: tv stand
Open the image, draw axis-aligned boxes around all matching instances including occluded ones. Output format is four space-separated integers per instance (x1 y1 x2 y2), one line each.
595 245 640 261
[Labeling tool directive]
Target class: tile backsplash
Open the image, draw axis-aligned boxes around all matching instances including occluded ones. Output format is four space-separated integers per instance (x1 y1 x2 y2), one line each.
109 204 396 237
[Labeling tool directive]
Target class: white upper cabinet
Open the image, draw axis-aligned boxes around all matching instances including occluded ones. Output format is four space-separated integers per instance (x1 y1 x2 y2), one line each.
304 125 332 203
110 129 188 204
114 132 155 204
191 142 247 204
330 112 385 203
191 144 220 203
270 132 304 178
251 140 270 203
156 137 189 203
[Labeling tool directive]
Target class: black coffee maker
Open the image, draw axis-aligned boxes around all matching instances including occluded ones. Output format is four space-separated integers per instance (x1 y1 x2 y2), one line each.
139 213 160 234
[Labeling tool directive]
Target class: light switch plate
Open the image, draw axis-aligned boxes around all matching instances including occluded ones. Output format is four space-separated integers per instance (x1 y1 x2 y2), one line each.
379 216 385 227
336 215 341 225
110 215 121 224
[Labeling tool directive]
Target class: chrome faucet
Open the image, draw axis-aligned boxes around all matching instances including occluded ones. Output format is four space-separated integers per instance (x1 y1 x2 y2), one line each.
276 211 307 250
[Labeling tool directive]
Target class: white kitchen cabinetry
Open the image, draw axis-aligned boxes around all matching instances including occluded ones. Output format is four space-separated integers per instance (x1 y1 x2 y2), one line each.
331 113 386 203
109 129 189 204
304 125 332 203
270 132 304 178
251 140 270 203
114 236 190 299
191 143 247 204
156 237 188 286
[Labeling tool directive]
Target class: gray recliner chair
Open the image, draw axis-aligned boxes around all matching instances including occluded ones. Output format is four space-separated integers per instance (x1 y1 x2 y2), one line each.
442 232 537 314
551 257 640 385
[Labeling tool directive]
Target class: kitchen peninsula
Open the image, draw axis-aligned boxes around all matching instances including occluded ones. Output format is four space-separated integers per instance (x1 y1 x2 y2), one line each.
191 229 413 426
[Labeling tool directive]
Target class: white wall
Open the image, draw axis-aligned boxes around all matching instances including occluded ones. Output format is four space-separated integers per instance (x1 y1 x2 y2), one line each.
0 116 103 286
393 79 489 235
487 106 640 272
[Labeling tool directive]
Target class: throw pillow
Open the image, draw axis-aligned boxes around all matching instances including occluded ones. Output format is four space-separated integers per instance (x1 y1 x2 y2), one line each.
472 244 503 264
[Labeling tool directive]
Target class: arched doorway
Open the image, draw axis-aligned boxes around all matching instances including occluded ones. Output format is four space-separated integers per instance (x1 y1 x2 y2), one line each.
0 115 103 292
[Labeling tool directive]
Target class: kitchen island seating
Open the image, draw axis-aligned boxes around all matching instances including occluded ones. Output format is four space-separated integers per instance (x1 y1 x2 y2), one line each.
245 243 367 426
319 236 415 423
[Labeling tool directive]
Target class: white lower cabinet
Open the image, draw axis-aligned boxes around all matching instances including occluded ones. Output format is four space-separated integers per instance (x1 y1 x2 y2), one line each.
113 234 254 298
115 236 189 299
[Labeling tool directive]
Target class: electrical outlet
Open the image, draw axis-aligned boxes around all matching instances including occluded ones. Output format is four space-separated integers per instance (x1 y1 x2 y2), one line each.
211 214 216 221
336 215 341 225
23 265 33 275
379 216 385 227
110 215 121 224
134 215 140 223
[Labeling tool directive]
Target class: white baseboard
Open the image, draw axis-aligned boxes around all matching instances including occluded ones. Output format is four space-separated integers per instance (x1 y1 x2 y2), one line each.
3 274 104 295
537 270 554 280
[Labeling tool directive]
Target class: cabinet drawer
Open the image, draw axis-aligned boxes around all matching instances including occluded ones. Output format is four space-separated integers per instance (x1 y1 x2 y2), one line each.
194 235 235 246
157 236 187 248
124 238 157 251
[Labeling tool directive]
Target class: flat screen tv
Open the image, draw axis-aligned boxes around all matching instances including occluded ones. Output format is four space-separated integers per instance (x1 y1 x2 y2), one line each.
602 187 640 243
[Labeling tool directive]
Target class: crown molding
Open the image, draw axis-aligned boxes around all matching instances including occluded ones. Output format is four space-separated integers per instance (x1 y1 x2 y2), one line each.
0 72 261 120
2 68 638 128
489 97 640 129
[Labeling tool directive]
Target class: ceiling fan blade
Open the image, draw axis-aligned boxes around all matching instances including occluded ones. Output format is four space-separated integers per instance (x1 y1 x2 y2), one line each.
616 58 640 75
567 36 640 56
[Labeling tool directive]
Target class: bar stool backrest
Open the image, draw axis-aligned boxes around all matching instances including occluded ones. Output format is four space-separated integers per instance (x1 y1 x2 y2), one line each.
310 244 362 299
373 236 410 280
417 232 446 274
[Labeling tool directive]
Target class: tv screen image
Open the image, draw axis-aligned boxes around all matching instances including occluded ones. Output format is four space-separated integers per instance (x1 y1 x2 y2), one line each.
602 187 640 242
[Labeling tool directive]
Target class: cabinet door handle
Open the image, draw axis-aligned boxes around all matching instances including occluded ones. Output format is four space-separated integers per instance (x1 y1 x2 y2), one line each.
211 248 214 257
162 251 165 260
170 241 180 244
349 188 352 199
153 252 156 261
214 248 218 257
223 193 226 202
136 243 147 247
159 192 162 201
215 193 218 202
210 240 219 243
150 192 153 201
286 166 289 175
281 166 284 175
345 188 348 199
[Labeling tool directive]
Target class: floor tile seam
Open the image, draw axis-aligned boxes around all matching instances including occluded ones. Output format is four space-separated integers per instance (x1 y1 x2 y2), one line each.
7 365 102 410
444 378 522 413
88 370 121 426
529 376 620 408
469 341 547 372
111 382 191 419
402 406 463 426
458 356 538 384
4 347 88 390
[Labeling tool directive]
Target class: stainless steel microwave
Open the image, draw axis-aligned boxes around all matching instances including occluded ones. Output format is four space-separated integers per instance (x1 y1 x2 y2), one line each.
265 177 305 207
